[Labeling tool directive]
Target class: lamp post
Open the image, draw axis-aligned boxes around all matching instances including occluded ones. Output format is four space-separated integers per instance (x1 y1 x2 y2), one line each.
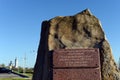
118 57 120 70
22 50 36 74
23 53 26 74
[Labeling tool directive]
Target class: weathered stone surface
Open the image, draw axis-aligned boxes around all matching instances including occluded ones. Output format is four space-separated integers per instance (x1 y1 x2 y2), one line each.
32 9 120 80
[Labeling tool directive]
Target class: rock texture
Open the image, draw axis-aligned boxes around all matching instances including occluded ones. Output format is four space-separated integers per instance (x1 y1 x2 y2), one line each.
32 9 120 80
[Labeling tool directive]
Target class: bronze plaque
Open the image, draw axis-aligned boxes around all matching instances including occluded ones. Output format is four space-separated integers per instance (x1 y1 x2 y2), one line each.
53 49 100 68
53 68 101 80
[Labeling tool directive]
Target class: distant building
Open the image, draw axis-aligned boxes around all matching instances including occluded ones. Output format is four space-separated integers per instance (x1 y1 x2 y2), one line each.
14 57 18 68
9 61 13 70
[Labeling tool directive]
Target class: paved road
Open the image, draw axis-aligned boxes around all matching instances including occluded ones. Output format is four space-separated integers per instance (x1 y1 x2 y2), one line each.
0 68 29 78
0 72 29 78
0 73 22 78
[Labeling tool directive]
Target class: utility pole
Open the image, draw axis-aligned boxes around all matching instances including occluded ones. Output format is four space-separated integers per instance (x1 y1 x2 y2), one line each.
23 53 26 74
118 57 120 70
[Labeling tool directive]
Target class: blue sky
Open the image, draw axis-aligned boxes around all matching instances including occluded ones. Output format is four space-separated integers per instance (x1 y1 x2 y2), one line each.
0 0 120 68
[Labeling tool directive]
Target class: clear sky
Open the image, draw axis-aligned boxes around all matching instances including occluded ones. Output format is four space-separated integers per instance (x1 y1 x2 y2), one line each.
0 0 120 68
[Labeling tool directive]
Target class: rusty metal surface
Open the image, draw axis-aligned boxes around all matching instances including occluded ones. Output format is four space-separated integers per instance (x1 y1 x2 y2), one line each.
53 49 100 68
53 68 101 80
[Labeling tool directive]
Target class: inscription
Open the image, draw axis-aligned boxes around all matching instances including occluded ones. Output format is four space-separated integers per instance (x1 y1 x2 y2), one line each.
53 49 100 68
58 54 93 67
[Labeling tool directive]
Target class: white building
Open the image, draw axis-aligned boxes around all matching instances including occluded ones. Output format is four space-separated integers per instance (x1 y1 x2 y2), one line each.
14 57 18 68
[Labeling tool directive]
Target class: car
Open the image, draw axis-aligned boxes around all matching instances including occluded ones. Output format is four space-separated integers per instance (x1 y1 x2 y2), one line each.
0 68 12 73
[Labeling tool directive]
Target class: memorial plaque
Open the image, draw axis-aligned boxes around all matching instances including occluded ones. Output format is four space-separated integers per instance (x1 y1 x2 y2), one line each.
53 49 100 68
51 49 101 80
53 68 101 80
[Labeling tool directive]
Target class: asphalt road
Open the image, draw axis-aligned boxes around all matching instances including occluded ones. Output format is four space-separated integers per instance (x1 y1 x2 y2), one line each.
0 68 29 78
0 73 22 78
0 72 29 78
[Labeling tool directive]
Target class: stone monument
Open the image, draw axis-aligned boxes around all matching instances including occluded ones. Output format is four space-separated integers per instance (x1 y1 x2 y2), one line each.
32 9 120 80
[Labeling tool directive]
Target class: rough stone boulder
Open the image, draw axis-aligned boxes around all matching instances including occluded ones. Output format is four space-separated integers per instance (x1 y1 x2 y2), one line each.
32 9 120 80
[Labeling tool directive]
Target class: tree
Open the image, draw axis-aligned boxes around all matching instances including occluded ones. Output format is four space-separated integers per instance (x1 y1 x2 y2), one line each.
0 64 5 67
